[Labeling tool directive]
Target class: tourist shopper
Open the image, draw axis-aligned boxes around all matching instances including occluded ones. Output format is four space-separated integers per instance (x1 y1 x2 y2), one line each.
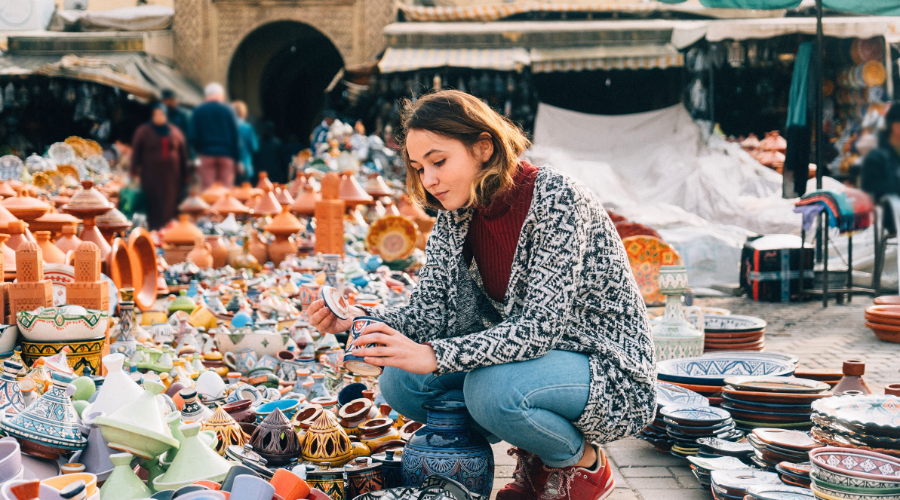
310 90 656 500
311 109 336 153
161 89 191 151
130 103 189 230
189 83 241 189
861 103 900 202
233 100 259 183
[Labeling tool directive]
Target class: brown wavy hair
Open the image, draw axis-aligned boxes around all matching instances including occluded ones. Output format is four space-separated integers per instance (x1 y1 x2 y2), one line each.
400 90 531 211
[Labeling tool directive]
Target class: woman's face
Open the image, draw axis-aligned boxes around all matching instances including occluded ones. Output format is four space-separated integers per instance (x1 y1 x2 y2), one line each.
152 108 167 126
406 129 492 211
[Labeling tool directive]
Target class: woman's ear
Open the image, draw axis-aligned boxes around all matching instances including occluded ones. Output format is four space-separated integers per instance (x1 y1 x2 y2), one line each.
478 133 494 162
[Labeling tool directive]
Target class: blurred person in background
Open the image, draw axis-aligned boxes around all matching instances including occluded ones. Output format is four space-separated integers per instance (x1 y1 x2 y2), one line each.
161 89 191 149
255 121 287 184
862 103 900 202
131 103 188 230
233 100 259 184
311 109 336 152
189 83 241 188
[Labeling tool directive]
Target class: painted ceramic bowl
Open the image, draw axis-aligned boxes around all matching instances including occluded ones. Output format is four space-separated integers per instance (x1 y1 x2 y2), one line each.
812 466 900 490
657 356 794 386
810 447 900 483
214 330 289 358
17 306 109 342
811 481 900 500
810 471 900 495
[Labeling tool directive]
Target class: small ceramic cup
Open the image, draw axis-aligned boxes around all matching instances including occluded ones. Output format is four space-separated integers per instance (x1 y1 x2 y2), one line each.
61 463 85 475
231 474 275 500
342 316 388 377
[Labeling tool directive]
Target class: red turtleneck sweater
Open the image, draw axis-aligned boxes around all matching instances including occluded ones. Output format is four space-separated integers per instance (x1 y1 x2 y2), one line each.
463 161 539 303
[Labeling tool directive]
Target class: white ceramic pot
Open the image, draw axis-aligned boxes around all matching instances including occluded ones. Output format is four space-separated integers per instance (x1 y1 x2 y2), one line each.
214 330 289 358
16 306 109 342
0 325 16 354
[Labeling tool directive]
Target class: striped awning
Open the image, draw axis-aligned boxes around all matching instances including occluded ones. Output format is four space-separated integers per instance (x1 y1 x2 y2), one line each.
530 44 684 73
378 47 530 73
400 3 662 22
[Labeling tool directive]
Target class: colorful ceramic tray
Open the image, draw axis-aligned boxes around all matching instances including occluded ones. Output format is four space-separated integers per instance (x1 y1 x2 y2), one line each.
811 465 900 490
622 236 682 306
810 447 900 482
813 415 900 448
703 352 799 367
697 437 754 455
657 357 795 385
724 388 832 404
660 406 731 425
700 314 768 333
657 382 709 408
723 377 830 394
661 380 724 394
687 455 752 472
811 481 900 500
810 471 900 495
812 396 900 437
365 215 418 262
320 286 350 320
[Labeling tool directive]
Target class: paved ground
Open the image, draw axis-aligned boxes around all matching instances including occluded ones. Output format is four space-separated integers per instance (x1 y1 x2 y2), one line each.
489 294 900 500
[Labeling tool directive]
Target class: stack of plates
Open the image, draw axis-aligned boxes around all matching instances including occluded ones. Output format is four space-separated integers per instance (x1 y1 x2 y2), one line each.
864 305 900 343
809 447 900 500
639 382 709 452
696 437 755 461
721 376 832 431
811 395 900 457
794 370 844 389
746 484 816 500
777 462 813 488
686 455 753 489
658 355 796 407
710 470 783 500
699 315 767 352
660 406 741 459
748 429 823 471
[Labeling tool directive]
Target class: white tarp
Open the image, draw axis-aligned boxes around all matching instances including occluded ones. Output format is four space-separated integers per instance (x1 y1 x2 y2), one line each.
529 103 808 287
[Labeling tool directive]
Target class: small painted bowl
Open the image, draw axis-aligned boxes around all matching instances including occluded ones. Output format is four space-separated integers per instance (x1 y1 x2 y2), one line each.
255 399 299 423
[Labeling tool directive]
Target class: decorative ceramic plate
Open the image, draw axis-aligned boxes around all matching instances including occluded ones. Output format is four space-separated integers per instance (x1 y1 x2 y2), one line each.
696 437 754 454
711 470 782 495
734 419 813 429
812 428 900 458
664 417 734 432
812 396 900 436
366 216 418 262
810 447 900 482
657 356 795 385
622 236 682 306
696 314 767 333
320 286 350 320
660 406 731 425
657 382 709 408
724 388 832 404
686 455 752 472
662 380 724 394
809 471 900 495
722 403 813 421
722 394 815 412
813 415 900 447
781 462 813 476
811 481 900 500
746 485 815 500
703 351 800 367
723 376 829 394
812 465 900 490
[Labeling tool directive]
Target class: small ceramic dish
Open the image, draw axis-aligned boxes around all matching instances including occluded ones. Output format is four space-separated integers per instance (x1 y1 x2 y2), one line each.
320 286 350 320
723 376 830 394
710 469 781 497
659 406 731 425
724 388 832 404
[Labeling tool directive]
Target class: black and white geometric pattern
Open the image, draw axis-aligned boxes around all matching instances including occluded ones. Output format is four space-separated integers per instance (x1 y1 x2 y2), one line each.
363 166 657 443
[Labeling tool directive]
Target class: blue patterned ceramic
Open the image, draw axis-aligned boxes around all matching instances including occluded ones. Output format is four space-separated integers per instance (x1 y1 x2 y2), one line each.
659 405 731 425
657 356 794 386
0 371 87 459
225 383 263 407
254 399 299 423
657 382 708 408
343 317 387 377
0 360 25 416
402 401 494 496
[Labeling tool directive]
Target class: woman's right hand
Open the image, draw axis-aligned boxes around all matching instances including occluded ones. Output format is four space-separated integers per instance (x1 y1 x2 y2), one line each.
308 299 363 334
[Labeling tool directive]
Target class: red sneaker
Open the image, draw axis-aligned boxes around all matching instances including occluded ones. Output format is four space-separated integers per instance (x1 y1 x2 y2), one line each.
496 447 545 500
536 444 615 500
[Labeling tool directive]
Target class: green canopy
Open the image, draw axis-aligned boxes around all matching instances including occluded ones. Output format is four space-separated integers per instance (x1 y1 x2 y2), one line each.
656 0 900 15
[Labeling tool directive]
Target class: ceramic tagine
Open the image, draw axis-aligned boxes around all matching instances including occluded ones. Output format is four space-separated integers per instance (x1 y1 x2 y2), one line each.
152 422 234 491
263 211 303 267
201 406 245 456
94 379 180 460
251 408 302 466
650 265 705 361
99 452 152 500
0 360 25 416
88 354 144 418
300 408 351 466
0 372 87 460
110 288 139 357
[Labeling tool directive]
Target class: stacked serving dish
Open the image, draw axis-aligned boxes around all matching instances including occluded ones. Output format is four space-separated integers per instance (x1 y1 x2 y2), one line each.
748 429 823 471
745 484 816 500
657 355 796 407
809 447 900 500
710 470 783 500
721 376 831 431
864 305 900 343
639 382 709 453
777 461 813 488
687 455 753 489
660 405 741 459
696 436 755 461
697 314 768 353
811 395 900 457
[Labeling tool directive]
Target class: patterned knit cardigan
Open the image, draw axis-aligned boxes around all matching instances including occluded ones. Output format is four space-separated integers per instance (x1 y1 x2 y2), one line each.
362 166 657 443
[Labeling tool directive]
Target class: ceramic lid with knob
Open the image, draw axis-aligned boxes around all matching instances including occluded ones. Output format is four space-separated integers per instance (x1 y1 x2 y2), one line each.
1 189 50 220
163 215 203 246
62 181 113 210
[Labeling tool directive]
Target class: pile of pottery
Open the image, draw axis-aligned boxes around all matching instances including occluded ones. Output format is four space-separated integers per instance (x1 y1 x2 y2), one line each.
777 461 813 488
864 304 900 343
811 394 900 457
747 428 822 471
657 353 796 407
721 376 831 432
809 447 900 500
638 382 708 453
696 314 767 353
686 455 752 490
746 484 815 500
709 469 787 500
659 405 741 459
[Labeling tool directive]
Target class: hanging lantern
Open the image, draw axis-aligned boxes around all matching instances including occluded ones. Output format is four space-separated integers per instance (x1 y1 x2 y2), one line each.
728 41 745 68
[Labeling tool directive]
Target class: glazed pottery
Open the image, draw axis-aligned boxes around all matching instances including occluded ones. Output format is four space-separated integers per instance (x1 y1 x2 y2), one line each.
306 464 345 500
73 411 114 481
215 330 289 359
20 338 105 377
201 407 245 456
320 285 349 319
359 418 402 452
343 317 385 376
724 376 829 393
225 383 262 407
0 437 23 484
372 449 403 489
41 472 98 499
110 289 138 357
180 388 213 423
365 216 417 262
656 382 708 408
0 324 16 355
338 398 378 436
194 371 226 404
251 408 302 466
832 360 873 396
94 379 179 460
270 468 310 500
401 401 494 496
657 356 795 386
255 399 299 424
813 395 900 435
87 354 143 419
230 474 275 500
651 265 704 361
0 372 87 459
99 452 152 500
344 457 384 499
153 422 233 491
17 305 108 342
812 465 900 489
0 360 25 416
810 447 900 482
623 235 683 305
221 399 255 424
222 349 257 375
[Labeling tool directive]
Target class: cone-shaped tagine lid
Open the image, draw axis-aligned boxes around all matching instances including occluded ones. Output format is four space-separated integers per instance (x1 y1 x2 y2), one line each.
257 172 274 193
200 182 230 205
264 212 303 237
289 185 319 216
152 422 233 491
163 215 203 246
338 173 373 207
251 190 282 216
86 354 144 421
94 379 179 460
210 194 250 216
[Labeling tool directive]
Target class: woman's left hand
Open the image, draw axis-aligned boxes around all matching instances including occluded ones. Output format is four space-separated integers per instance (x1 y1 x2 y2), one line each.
352 323 438 375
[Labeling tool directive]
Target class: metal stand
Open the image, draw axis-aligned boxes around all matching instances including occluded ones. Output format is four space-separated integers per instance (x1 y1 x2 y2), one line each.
799 211 875 306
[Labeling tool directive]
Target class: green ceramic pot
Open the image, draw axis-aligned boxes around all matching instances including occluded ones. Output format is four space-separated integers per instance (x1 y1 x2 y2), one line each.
152 422 233 491
100 452 152 500
94 380 180 460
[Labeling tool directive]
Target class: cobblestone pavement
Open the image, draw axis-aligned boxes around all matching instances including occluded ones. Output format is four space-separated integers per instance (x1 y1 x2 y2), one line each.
489 294 900 499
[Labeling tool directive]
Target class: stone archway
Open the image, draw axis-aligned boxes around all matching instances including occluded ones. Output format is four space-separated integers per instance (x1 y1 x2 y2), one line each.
227 21 344 144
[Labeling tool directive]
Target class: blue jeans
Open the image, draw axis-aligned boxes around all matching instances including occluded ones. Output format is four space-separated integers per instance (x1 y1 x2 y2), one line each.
379 350 591 467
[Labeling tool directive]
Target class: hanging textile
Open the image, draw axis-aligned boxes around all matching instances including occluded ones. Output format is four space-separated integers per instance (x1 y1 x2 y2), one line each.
783 42 813 198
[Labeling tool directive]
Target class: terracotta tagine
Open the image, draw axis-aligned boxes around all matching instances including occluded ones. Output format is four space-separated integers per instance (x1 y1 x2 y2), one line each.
257 172 274 193
0 203 19 234
206 234 228 269
1 188 50 221
289 184 319 217
264 212 303 266
200 182 230 205
186 238 213 269
832 360 873 396
96 208 132 243
55 224 82 254
28 212 81 238
245 194 261 210
364 174 393 198
34 231 66 264
163 214 203 247
178 194 210 219
0 181 16 199
210 193 250 216
251 190 282 217
274 186 294 209
61 181 114 259
301 408 352 466
251 408 302 466
0 235 15 279
231 183 262 203
5 221 29 251
338 172 373 209
248 230 268 265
